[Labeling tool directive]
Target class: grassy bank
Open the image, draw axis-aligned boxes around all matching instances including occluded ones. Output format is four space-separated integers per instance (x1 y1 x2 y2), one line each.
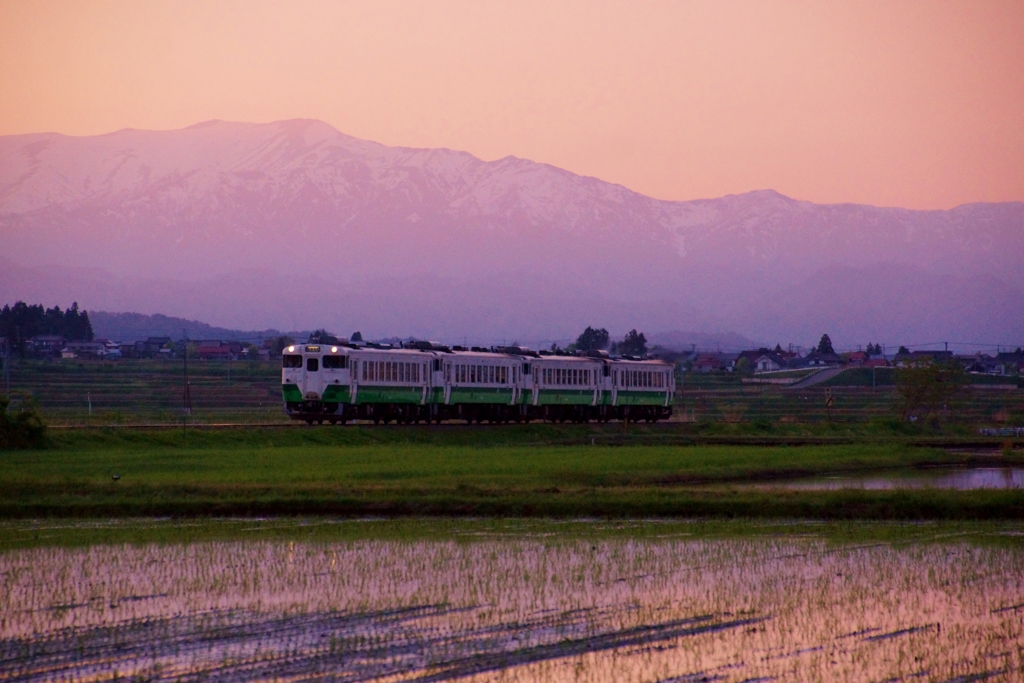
2 517 1021 551
2 427 1021 519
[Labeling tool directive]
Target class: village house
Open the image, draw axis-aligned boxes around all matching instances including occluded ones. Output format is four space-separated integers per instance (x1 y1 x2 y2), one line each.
193 341 245 361
692 352 738 373
27 335 64 358
893 350 954 367
789 350 842 368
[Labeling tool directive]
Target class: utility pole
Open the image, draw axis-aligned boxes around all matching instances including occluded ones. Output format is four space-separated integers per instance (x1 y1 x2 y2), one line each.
2 338 10 397
182 331 192 429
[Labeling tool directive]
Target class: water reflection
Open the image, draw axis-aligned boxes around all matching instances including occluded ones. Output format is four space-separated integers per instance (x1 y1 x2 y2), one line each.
760 467 1024 491
0 533 1021 682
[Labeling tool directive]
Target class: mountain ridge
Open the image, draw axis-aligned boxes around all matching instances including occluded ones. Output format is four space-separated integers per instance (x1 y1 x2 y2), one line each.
1 119 1021 346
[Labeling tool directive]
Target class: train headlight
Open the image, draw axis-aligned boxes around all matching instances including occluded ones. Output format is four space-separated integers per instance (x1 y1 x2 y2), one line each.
331 346 338 353
287 345 295 352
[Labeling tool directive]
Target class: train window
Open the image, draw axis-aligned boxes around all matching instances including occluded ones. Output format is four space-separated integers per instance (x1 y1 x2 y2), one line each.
323 355 345 369
399 363 406 382
603 364 610 377
306 357 319 372
433 359 441 372
489 366 495 383
283 355 302 368
523 363 530 375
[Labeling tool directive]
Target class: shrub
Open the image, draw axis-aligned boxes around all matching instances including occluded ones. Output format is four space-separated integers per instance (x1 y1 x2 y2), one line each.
0 393 47 449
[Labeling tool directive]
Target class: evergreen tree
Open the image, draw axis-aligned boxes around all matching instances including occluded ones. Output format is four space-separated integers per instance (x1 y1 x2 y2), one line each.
350 331 363 342
816 334 835 355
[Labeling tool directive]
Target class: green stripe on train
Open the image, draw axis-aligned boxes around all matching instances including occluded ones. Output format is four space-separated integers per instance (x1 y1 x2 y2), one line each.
354 385 424 404
321 385 351 402
615 390 671 406
448 387 515 404
282 383 302 402
535 388 597 406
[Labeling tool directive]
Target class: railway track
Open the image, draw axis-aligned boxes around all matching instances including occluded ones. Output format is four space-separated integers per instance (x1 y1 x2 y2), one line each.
42 420 1018 451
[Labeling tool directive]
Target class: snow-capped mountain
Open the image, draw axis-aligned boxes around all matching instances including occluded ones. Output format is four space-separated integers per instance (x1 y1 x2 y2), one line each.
1 119 1021 346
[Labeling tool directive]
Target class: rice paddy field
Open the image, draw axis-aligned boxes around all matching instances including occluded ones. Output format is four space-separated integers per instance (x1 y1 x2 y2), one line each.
0 518 1022 682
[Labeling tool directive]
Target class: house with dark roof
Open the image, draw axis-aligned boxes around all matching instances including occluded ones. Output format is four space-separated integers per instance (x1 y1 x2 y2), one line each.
994 351 1023 375
789 351 842 369
28 335 64 358
692 352 738 373
894 350 954 367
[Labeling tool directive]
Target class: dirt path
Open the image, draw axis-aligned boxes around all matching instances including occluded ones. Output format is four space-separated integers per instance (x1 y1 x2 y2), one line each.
787 367 846 389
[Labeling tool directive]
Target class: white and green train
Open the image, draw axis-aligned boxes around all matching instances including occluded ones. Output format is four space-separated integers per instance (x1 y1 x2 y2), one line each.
281 343 674 424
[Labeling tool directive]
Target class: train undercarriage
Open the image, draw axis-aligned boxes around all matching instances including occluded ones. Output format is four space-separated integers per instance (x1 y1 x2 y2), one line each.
285 401 672 425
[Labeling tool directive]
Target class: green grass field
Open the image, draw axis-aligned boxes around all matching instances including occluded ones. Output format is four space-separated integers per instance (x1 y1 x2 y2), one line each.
2 427 1021 520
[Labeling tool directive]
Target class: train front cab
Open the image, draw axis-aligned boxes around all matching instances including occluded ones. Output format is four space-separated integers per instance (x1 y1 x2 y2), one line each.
282 344 351 423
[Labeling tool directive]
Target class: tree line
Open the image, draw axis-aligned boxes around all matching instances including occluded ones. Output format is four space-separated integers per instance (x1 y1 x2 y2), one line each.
1 301 94 355
570 326 648 355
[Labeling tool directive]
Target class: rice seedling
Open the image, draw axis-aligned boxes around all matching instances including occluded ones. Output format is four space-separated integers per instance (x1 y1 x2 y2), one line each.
0 522 1021 681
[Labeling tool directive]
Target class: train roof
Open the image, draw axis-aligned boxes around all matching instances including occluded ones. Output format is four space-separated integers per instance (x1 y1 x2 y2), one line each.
610 357 674 366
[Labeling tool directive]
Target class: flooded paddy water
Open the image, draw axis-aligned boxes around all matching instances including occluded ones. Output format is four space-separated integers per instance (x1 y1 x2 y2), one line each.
748 467 1024 492
1 520 1022 682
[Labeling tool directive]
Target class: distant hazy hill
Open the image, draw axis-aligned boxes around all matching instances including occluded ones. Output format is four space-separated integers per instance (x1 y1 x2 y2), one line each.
89 311 288 343
1 119 1021 346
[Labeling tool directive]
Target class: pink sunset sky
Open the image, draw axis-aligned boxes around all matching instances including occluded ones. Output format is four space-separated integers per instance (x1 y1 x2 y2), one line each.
1 0 1022 210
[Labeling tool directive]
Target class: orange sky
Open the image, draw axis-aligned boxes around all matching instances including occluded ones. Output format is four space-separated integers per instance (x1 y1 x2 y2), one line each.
1 0 1022 209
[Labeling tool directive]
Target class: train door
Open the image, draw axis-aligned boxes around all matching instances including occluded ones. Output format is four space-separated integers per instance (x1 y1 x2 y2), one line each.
443 361 452 404
350 355 360 404
303 352 321 400
529 362 540 405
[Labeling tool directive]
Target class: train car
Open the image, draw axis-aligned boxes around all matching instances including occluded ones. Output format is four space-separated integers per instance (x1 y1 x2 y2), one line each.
607 357 675 421
349 347 440 424
438 350 522 423
282 343 352 424
526 354 605 422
